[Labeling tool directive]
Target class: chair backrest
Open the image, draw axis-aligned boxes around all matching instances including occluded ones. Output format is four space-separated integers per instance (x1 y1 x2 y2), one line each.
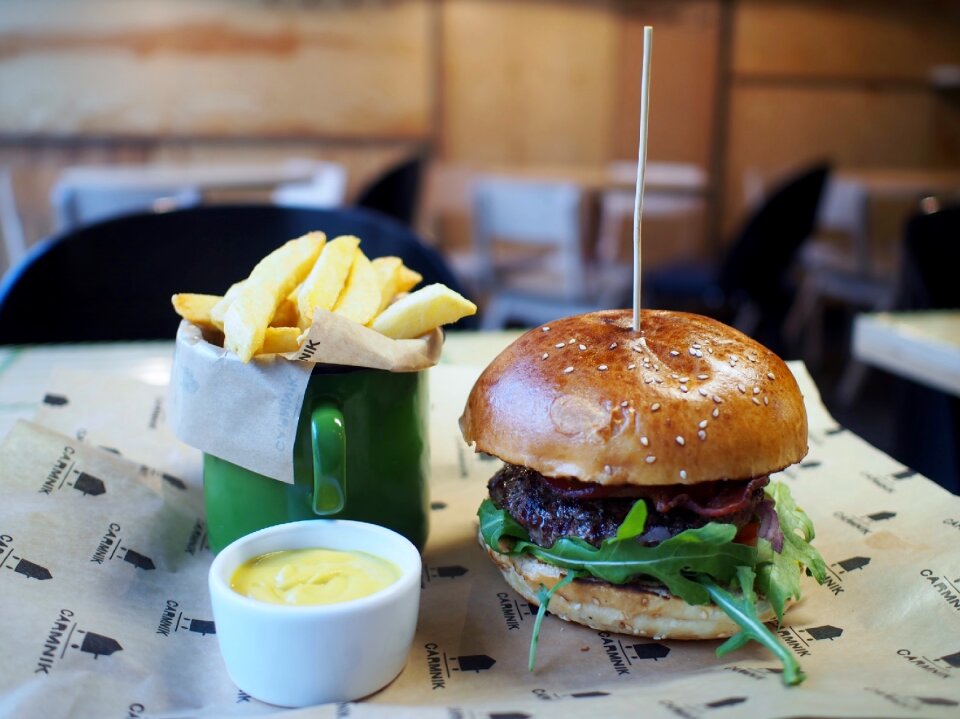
0 204 475 344
50 159 347 232
355 156 424 227
471 177 585 293
896 205 960 311
719 162 830 305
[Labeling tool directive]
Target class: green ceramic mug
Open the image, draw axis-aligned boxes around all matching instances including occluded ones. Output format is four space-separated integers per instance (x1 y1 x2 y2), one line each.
203 365 429 553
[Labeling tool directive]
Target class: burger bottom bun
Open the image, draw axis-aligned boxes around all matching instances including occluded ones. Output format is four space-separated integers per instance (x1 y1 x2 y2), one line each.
481 532 781 640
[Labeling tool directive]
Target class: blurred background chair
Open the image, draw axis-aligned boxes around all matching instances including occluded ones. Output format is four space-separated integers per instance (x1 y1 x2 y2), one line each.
0 204 474 345
467 176 631 329
50 159 348 233
643 161 830 353
354 155 424 227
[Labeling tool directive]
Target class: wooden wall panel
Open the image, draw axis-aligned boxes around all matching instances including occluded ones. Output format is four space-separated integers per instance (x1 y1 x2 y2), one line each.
440 0 619 164
614 1 719 169
735 0 960 81
0 0 432 138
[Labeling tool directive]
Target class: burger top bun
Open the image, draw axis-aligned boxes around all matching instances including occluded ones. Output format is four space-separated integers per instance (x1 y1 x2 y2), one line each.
460 309 807 486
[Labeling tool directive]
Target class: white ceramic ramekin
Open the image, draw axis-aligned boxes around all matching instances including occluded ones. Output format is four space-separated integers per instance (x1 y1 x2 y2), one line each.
208 519 421 707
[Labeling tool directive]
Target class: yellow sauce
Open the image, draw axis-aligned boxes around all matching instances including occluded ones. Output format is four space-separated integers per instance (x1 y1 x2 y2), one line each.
230 548 400 606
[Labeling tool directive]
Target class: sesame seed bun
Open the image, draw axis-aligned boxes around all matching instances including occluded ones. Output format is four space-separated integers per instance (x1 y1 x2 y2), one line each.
480 529 780 639
460 309 808 486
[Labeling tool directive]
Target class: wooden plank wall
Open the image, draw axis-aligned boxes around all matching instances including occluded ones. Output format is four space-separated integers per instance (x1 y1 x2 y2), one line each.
1 0 958 276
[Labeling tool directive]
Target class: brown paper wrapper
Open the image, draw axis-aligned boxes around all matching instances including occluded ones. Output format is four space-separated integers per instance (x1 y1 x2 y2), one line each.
0 363 959 718
167 315 442 483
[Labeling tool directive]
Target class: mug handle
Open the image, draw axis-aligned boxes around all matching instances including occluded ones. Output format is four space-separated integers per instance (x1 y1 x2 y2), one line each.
310 405 346 515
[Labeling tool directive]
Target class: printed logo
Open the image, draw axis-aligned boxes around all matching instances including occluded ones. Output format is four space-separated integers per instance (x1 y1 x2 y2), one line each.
867 688 958 711
660 696 748 718
863 468 916 493
833 509 896 535
820 556 871 596
494 592 538 631
776 624 843 657
90 523 155 571
895 648 959 680
184 520 208 556
35 609 122 674
236 690 252 703
155 599 216 638
595 633 671 676
919 569 960 613
430 501 447 510
38 447 107 496
532 688 611 701
945 518 960 533
724 665 782 681
42 393 69 406
0 534 52 581
422 564 469 589
423 643 496 690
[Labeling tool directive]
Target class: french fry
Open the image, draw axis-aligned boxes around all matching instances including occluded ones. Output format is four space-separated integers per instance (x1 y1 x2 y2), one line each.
333 250 381 325
271 297 299 328
210 280 245 329
259 327 303 355
296 235 360 329
371 256 403 314
397 264 423 294
370 283 477 339
223 232 326 362
171 293 221 330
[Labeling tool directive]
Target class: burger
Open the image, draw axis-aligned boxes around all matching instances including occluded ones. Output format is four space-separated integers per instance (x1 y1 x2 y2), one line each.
460 309 825 683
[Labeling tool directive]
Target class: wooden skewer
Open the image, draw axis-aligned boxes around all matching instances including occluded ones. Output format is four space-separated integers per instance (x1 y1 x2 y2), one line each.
633 25 653 333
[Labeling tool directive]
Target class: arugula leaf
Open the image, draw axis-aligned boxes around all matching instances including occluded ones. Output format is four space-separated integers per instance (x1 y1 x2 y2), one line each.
698 567 806 686
756 482 827 621
616 499 648 540
528 572 577 671
478 499 756 605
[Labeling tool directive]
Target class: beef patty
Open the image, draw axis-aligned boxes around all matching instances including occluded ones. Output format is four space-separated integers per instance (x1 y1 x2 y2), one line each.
488 464 768 548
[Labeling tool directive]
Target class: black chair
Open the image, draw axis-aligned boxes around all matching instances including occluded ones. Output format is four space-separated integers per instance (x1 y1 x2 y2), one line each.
355 156 424 227
0 204 476 344
644 162 830 352
890 205 960 492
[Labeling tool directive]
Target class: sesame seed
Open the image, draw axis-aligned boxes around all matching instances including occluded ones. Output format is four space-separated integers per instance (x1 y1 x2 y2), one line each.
598 364 608 371
752 397 761 405
670 350 680 356
680 469 688 479
564 366 574 374
713 395 723 404
542 353 549 360
680 385 688 393
697 374 709 380
671 373 679 379
655 377 664 384
640 436 649 446
729 357 737 366
579 344 586 351
748 353 758 363
693 343 701 349
698 430 707 440
676 435 685 446
712 407 720 418
698 388 708 396
737 384 746 393
767 372 775 380
569 338 576 343
555 342 565 348
542 326 550 331
628 363 637 370
753 386 761 394
764 396 769 406
644 377 653 384
604 464 612 474
621 400 629 407
707 347 714 354
646 455 657 464
679 377 689 383
699 420 708 428
651 403 661 411
689 347 697 356
695 350 703 357
609 342 618 350
654 365 660 371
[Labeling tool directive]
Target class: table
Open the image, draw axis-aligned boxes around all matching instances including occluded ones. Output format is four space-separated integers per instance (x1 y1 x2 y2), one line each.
852 310 960 397
2 336 960 718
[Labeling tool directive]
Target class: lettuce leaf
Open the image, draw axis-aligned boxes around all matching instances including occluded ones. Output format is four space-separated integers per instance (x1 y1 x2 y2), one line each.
755 482 827 621
479 498 756 605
